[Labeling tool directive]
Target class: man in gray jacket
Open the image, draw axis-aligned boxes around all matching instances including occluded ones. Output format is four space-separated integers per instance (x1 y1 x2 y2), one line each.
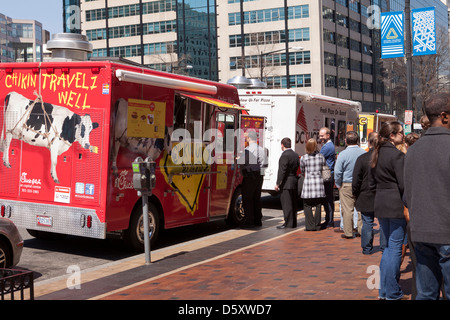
240 130 266 228
404 92 450 300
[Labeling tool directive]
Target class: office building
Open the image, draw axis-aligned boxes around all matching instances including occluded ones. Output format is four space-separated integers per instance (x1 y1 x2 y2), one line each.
387 0 449 118
0 13 49 62
77 0 392 112
77 0 217 80
219 0 392 112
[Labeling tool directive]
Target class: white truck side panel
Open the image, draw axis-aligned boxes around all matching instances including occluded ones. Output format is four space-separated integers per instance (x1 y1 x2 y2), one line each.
239 92 297 191
239 89 360 192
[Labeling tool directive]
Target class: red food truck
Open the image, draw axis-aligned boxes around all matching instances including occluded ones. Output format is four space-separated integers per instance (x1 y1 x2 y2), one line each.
0 35 258 251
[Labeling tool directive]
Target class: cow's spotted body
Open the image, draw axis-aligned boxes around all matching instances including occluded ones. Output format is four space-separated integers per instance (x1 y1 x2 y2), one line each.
1 92 99 183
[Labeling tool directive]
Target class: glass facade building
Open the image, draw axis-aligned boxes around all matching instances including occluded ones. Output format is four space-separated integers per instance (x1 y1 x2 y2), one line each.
177 0 218 80
0 13 48 62
81 0 218 81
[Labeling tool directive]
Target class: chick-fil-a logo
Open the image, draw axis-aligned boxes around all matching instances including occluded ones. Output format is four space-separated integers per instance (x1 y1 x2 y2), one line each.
115 170 134 190
20 172 42 186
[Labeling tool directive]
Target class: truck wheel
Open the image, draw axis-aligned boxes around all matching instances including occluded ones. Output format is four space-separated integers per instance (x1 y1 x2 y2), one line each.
0 239 12 268
124 202 160 252
226 187 245 227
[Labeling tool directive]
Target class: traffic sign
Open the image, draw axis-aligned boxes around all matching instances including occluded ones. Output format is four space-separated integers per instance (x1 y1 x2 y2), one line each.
405 110 413 125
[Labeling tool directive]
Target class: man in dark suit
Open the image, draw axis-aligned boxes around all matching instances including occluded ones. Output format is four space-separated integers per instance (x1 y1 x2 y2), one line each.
275 137 299 229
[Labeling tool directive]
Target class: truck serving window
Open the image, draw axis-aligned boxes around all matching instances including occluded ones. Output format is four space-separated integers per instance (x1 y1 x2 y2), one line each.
325 117 336 145
174 95 187 133
216 113 235 155
337 120 346 147
187 98 202 140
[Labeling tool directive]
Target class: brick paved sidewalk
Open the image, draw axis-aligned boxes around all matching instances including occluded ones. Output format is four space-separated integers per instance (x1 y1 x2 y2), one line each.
97 225 413 300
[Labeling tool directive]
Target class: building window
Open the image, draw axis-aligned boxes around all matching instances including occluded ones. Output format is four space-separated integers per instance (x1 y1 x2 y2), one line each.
86 20 177 41
86 0 176 22
338 77 351 90
336 0 348 7
228 5 309 26
325 74 337 88
289 28 310 42
229 51 311 70
229 28 310 48
349 1 360 13
363 62 373 74
337 34 349 49
11 23 33 38
363 82 373 93
265 74 311 89
336 12 349 28
323 29 335 44
351 80 362 92
323 6 335 22
350 39 361 52
350 59 362 72
324 52 336 66
362 43 372 56
337 56 349 69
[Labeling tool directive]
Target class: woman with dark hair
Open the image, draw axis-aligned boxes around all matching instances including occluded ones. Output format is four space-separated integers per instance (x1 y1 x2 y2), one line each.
370 121 408 300
300 138 326 231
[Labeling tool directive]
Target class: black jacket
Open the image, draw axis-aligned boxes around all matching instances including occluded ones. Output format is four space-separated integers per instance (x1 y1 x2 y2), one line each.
369 143 405 219
404 127 450 244
352 148 375 212
276 149 299 190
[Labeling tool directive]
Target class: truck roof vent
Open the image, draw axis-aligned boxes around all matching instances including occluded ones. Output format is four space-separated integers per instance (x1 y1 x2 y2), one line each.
46 33 93 62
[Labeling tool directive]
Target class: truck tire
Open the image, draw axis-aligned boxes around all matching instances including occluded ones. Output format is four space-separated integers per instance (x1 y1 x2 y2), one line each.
226 187 244 227
124 202 160 252
0 239 12 268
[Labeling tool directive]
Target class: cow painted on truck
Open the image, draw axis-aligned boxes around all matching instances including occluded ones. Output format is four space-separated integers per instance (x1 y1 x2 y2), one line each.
1 91 99 184
0 61 252 251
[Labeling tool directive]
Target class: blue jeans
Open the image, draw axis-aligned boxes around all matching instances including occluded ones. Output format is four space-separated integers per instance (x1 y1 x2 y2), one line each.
378 218 407 300
361 212 375 254
414 242 450 300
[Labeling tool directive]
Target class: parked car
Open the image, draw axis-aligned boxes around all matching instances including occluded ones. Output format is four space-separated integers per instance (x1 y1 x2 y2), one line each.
0 217 24 268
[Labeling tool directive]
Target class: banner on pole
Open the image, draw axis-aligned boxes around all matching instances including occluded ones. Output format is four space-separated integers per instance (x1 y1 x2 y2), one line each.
381 11 405 59
412 7 437 56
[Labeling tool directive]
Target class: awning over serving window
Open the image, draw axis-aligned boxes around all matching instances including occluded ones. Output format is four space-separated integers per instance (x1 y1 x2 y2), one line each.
180 94 247 111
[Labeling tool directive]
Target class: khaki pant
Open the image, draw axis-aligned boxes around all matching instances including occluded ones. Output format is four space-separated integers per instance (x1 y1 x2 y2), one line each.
339 183 362 237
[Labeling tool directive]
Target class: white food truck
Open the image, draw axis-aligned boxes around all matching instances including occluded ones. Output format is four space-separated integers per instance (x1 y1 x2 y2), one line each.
238 89 361 193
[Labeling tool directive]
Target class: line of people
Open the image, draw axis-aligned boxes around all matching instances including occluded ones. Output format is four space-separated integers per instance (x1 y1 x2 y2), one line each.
238 92 450 300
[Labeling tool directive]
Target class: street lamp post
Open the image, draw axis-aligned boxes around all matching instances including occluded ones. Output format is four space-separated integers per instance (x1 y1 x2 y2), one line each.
405 0 413 114
259 46 303 87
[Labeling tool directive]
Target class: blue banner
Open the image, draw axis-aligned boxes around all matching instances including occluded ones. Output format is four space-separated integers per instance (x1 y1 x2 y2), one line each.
412 7 437 56
381 11 405 59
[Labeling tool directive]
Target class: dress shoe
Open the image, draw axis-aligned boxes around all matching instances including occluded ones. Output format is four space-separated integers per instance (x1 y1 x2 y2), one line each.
341 234 354 239
277 225 287 229
334 229 344 233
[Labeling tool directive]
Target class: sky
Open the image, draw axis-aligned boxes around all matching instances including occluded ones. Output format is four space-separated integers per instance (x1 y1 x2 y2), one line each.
1 0 63 36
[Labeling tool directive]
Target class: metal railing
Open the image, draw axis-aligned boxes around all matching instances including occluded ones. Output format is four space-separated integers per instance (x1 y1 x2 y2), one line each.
0 268 34 300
